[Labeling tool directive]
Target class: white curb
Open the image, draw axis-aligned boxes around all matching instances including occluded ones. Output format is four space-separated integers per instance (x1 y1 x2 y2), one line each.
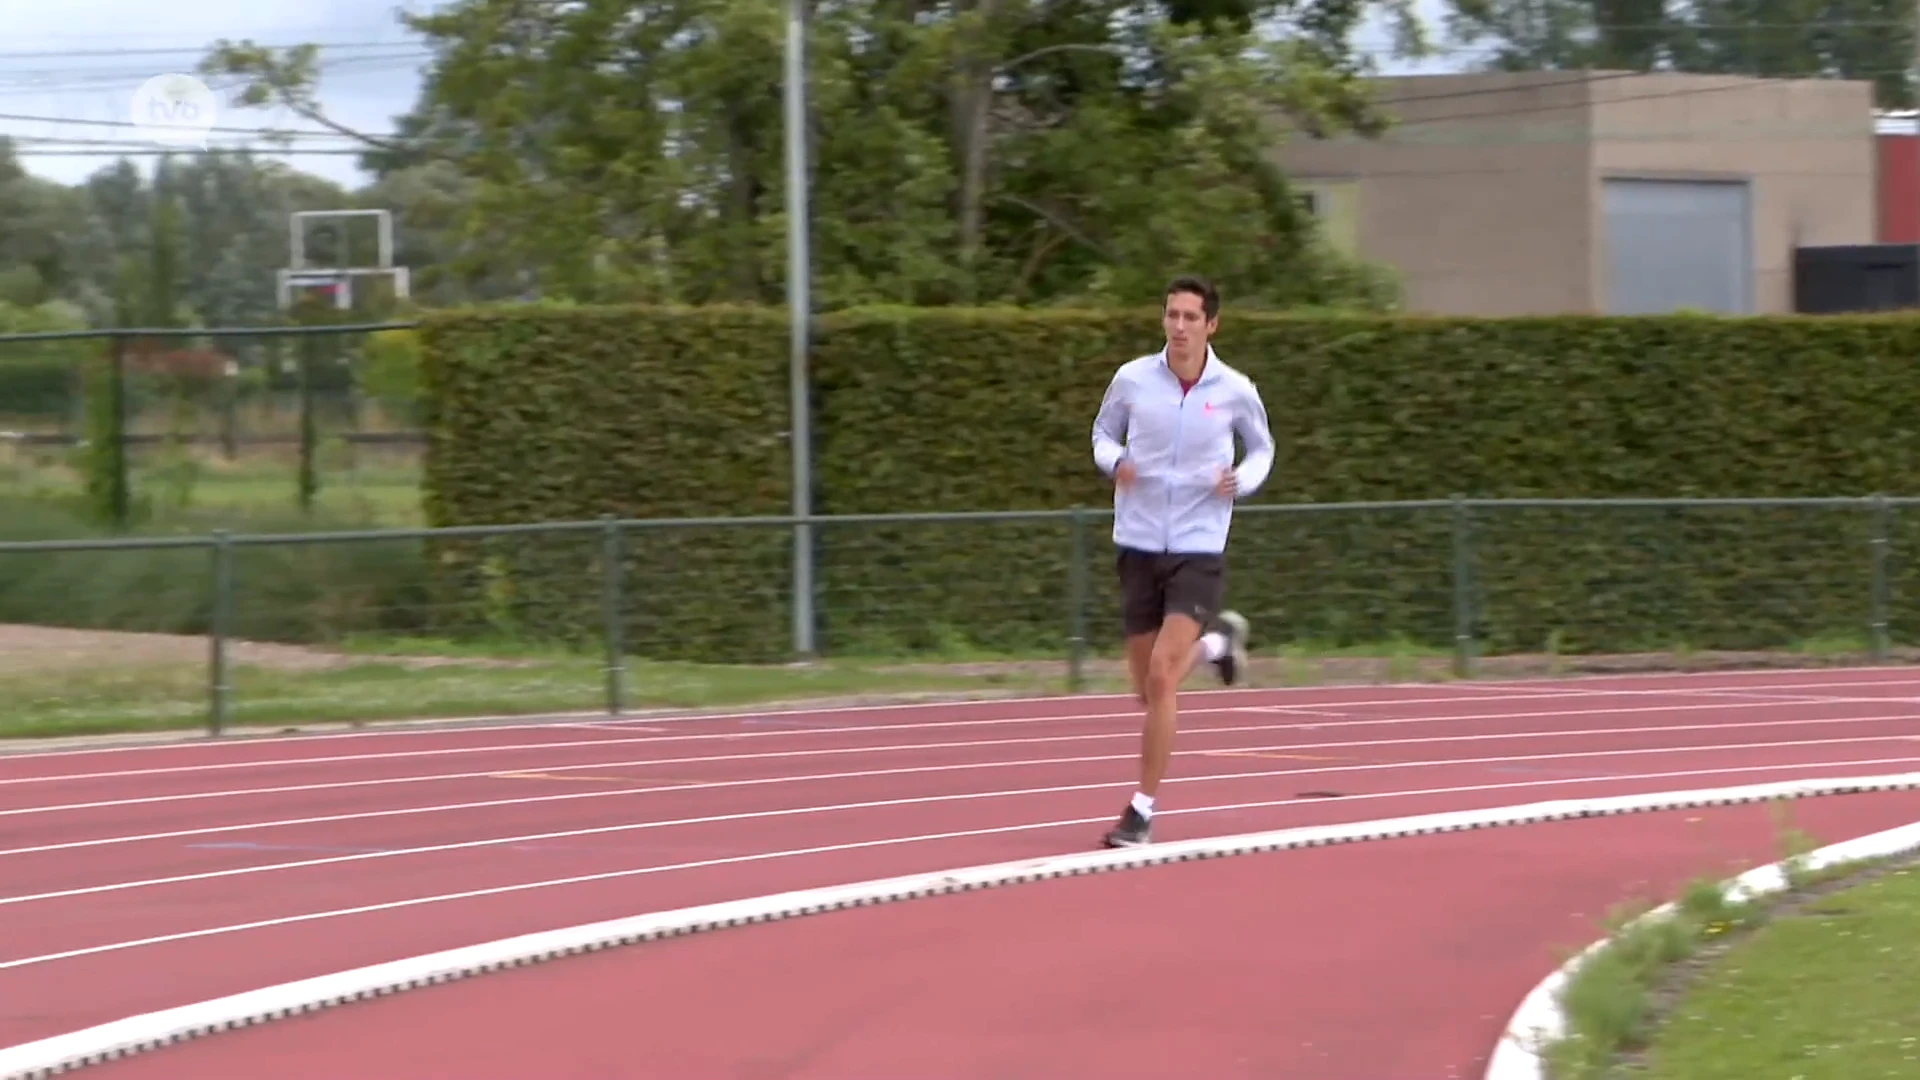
1483 785 1920 1079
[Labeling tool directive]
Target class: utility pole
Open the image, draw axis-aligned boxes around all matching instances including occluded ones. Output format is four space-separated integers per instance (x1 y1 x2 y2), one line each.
784 0 816 658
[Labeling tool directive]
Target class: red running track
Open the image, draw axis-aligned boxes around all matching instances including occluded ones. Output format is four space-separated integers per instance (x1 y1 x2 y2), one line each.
4 667 1920 1072
83 792 1920 1080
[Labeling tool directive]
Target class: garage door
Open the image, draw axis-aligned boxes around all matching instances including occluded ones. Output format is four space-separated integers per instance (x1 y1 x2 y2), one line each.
1604 178 1753 314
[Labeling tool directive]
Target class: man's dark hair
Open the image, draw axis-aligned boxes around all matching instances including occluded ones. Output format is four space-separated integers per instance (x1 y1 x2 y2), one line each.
1165 275 1220 320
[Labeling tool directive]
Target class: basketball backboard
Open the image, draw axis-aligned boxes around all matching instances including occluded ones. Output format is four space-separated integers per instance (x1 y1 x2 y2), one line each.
278 209 410 310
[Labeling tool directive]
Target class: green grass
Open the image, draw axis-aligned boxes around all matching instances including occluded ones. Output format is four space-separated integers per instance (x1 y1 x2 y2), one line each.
1543 879 1772 1080
1 622 1910 743
1538 812 1920 1080
156 470 423 525
0 653 1058 740
1632 860 1920 1078
0 444 425 528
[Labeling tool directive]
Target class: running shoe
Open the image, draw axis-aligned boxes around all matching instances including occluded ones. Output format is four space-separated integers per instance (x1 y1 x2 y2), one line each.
1213 609 1250 686
1101 804 1152 848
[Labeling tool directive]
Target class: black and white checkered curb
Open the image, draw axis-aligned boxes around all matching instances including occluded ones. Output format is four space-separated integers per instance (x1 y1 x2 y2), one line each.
1482 781 1920 1080
6 771 1920 1078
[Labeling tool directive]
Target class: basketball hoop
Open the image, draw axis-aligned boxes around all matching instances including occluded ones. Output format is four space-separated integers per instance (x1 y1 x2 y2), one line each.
277 209 411 310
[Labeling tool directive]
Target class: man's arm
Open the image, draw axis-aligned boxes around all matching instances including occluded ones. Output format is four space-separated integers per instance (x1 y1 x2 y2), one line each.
1091 369 1130 476
1230 378 1275 497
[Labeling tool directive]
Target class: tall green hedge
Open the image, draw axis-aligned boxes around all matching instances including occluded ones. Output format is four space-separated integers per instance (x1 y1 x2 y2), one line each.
417 305 794 658
417 305 1920 661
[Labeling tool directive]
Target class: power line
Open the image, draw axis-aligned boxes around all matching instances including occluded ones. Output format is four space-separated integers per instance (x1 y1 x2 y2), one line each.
0 109 405 141
1393 69 1912 129
6 146 374 157
6 131 363 150
0 56 434 100
0 40 427 62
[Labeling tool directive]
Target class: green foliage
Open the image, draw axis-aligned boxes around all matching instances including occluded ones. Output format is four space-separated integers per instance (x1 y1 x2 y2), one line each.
0 301 91 423
358 327 423 406
1444 0 1915 108
418 304 794 658
415 304 1920 662
78 350 129 527
1541 876 1770 1080
0 496 432 644
202 0 1420 312
0 301 123 526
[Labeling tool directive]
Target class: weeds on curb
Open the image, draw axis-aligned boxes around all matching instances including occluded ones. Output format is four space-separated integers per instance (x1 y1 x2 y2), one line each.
1541 876 1770 1080
1534 800 1920 1080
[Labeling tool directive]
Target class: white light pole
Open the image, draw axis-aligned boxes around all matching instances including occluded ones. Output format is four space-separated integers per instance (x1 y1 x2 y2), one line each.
785 0 816 658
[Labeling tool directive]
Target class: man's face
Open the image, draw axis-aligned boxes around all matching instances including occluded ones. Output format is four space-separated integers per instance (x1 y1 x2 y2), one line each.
1163 290 1215 356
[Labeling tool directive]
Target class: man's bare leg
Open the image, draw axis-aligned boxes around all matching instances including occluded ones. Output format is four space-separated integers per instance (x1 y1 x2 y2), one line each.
1138 613 1207 798
1103 609 1250 848
1125 631 1156 704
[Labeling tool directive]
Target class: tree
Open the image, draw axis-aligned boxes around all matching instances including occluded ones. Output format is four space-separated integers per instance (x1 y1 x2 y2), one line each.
1672 0 1915 108
201 0 1427 311
1443 0 1915 108
0 139 93 307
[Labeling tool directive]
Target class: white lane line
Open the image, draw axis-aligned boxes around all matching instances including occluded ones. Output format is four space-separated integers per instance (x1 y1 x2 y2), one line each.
9 728 1920 860
0 692 1610 786
1445 682 1920 707
8 773 1919 1080
10 689 1914 806
15 705 1920 850
6 756 1919 976
11 698 1920 823
7 714 1912 857
8 733 1920 905
0 684 1578 763
0 701 1474 787
1438 670 1920 693
1681 687 1920 706
9 664 1920 768
10 672 1920 778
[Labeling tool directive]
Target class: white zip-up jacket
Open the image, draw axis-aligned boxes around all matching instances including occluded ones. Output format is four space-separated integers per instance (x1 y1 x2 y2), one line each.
1090 346 1275 555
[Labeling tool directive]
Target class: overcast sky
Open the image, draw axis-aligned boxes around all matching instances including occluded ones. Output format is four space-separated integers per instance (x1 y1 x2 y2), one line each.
0 0 438 189
0 0 1466 194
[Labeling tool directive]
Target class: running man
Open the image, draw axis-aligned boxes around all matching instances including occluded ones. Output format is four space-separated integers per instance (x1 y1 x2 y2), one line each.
1089 274 1275 848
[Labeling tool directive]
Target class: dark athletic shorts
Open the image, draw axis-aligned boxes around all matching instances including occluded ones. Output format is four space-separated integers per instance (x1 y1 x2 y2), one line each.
1116 547 1226 637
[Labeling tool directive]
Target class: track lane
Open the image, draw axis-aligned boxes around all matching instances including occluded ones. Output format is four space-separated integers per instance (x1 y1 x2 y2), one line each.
7 674 1920 1064
10 720 1920 894
4 751 1918 1049
11 691 1917 829
6 672 1920 793
71 789 1920 1080
13 716 1920 890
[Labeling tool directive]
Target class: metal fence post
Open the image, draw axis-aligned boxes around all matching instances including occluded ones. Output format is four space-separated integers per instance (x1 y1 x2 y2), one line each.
108 333 130 528
1870 493 1891 663
601 515 627 715
1067 506 1089 692
208 530 233 736
1450 494 1475 679
297 332 318 512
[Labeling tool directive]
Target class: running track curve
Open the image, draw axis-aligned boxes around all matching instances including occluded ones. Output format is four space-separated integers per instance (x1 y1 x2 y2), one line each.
7 666 1920 1077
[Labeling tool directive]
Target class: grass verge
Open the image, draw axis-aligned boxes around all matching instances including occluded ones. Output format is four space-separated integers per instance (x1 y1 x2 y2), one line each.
8 626 1920 742
1626 860 1920 1078
1537 806 1920 1080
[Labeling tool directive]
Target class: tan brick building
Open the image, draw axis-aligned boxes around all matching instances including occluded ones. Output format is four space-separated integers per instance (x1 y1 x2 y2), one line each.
1271 70 1878 315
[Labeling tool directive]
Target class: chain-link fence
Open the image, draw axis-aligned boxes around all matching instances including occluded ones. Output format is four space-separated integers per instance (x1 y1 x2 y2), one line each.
0 322 422 529
1 496 1912 739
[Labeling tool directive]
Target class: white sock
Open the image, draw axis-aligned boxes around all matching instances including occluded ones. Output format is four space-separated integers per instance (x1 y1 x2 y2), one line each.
1130 791 1156 818
1199 632 1228 662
